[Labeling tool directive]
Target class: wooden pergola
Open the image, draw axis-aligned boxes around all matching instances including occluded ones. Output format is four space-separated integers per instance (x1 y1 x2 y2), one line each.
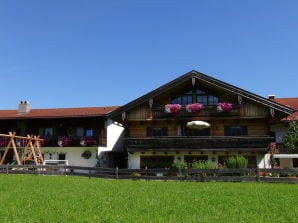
0 132 44 165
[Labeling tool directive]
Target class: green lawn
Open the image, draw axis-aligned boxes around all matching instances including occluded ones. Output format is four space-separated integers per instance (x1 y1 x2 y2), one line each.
0 175 297 223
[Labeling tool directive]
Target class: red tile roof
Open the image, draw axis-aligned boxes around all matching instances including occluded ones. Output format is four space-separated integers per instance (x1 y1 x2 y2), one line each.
0 106 119 120
274 98 298 121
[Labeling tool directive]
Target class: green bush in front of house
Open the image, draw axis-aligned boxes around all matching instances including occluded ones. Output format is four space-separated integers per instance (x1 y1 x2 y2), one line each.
284 121 298 153
225 155 248 168
191 160 216 169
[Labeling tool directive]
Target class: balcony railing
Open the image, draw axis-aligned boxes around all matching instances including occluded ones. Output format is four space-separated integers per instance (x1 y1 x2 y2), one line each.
40 136 99 147
125 136 273 152
151 105 240 119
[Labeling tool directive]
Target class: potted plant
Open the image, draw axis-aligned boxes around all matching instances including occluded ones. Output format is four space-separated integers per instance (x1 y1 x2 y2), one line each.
164 104 182 114
217 102 233 112
186 103 203 113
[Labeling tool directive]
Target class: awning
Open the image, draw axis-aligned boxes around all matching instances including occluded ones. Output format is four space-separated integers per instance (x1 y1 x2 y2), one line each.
186 121 211 129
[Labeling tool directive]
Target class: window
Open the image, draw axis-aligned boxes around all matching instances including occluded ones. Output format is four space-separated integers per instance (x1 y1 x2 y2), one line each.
244 156 257 168
86 129 93 137
58 153 66 160
293 158 298 168
140 156 174 168
147 127 168 137
224 126 248 136
76 127 84 137
171 88 219 106
187 128 210 136
184 155 208 165
39 128 53 137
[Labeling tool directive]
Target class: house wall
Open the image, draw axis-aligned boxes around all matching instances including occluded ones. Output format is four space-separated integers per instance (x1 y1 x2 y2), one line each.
128 152 267 169
98 119 125 153
127 119 269 137
97 119 125 167
41 146 98 167
280 159 293 168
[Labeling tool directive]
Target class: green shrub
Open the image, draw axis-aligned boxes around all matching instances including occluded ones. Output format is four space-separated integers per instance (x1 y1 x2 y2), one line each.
172 159 188 169
191 160 216 169
225 156 248 168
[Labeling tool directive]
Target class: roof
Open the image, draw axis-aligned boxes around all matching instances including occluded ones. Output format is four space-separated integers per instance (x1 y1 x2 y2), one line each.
109 70 295 117
273 98 298 121
0 106 119 120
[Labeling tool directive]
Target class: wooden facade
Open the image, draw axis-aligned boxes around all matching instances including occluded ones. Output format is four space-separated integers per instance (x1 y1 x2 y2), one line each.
108 70 294 169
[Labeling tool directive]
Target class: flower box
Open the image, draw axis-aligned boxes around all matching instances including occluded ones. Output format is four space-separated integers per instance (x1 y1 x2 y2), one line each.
186 103 203 113
217 102 233 112
58 136 71 147
164 104 182 114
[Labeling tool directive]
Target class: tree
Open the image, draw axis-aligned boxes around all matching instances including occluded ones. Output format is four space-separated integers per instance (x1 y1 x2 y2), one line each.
283 121 298 153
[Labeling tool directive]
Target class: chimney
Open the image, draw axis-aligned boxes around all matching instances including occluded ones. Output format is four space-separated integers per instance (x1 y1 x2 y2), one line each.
268 95 275 100
18 101 30 114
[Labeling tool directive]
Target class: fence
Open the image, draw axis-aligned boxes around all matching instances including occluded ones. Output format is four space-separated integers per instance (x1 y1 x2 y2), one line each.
0 165 298 183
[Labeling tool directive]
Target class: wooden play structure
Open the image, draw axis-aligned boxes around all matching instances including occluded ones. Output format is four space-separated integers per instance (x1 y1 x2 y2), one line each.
0 132 44 165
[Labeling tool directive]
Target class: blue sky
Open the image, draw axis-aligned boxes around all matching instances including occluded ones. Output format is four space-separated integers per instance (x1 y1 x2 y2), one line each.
0 0 297 109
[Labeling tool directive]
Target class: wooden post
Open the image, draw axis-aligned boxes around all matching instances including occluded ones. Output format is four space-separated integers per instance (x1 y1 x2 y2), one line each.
178 166 182 181
256 167 260 182
115 167 119 179
0 132 22 165
145 166 148 180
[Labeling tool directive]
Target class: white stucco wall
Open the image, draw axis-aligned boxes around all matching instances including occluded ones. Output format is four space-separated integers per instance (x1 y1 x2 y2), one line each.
98 119 125 154
127 152 265 169
41 147 98 167
128 153 140 169
97 119 125 167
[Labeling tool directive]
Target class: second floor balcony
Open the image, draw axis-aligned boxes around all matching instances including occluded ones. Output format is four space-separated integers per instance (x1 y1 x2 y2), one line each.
40 136 100 147
151 105 240 119
125 136 273 153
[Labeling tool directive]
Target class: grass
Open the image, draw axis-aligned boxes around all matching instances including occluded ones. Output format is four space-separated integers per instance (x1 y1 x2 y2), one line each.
0 175 297 223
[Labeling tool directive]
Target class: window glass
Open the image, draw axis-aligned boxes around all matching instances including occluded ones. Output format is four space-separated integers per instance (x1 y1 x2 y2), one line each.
224 126 248 136
44 128 53 137
208 95 219 105
147 127 168 137
86 129 93 137
76 127 84 137
171 88 219 106
187 128 210 136
197 95 208 105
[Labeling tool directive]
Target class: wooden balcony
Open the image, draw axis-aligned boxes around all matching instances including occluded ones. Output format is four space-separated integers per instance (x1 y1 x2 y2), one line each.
151 105 240 119
125 136 273 152
40 136 99 147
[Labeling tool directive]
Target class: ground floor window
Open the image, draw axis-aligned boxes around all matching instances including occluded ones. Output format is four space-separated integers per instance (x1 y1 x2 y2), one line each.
140 156 174 169
293 158 298 168
184 155 208 165
244 156 257 168
58 153 66 160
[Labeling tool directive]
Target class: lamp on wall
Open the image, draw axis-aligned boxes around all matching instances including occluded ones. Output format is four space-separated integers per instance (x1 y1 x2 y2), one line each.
122 112 126 121
238 95 242 105
192 77 196 86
